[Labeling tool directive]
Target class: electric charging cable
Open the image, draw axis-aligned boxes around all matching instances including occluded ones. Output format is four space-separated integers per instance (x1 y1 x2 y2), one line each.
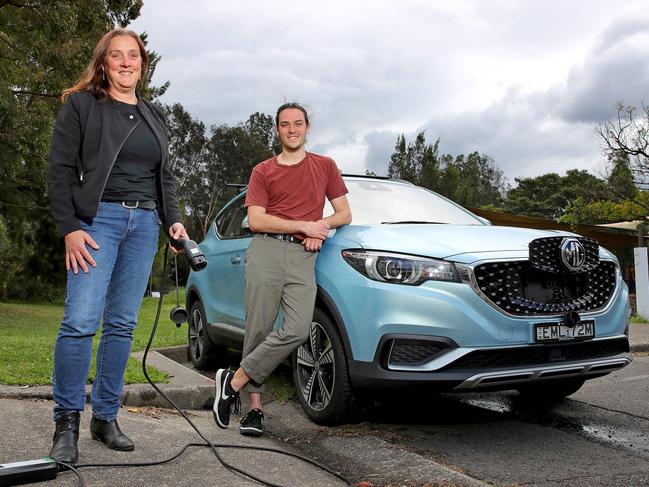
59 245 353 487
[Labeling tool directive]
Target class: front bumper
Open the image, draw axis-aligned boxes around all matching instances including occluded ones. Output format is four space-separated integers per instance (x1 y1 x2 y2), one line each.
348 335 631 390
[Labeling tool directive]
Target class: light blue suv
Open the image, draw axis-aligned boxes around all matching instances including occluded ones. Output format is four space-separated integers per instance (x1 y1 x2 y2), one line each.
185 176 632 424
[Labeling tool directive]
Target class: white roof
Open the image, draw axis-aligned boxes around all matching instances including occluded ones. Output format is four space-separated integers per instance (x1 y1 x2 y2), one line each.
597 220 647 234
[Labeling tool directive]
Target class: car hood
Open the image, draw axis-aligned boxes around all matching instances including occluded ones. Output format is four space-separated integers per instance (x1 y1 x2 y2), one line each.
333 224 582 260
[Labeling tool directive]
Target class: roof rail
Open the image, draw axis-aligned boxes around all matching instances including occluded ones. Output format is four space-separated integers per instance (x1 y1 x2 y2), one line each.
341 173 390 180
341 174 415 185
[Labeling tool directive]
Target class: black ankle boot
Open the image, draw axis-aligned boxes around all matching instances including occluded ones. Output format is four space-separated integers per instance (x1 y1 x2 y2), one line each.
90 416 134 451
50 411 80 464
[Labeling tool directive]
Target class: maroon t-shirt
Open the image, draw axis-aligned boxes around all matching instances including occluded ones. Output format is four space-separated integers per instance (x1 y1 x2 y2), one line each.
245 152 348 223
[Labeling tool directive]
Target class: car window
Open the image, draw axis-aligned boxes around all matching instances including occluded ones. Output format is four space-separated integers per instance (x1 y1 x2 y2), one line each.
216 196 253 239
323 179 484 225
215 206 235 236
215 178 483 235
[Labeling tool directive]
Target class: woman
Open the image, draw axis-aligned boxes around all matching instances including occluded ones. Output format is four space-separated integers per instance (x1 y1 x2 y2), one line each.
47 28 188 464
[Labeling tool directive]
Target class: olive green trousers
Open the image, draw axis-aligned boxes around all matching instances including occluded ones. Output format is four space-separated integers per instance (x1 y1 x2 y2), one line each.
240 235 317 393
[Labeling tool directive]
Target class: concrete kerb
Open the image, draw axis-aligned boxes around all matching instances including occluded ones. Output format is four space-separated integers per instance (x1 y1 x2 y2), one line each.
629 322 649 352
128 346 214 409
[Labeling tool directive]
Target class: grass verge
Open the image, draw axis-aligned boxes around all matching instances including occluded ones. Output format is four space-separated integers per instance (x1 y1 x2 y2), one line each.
0 291 187 386
265 366 296 403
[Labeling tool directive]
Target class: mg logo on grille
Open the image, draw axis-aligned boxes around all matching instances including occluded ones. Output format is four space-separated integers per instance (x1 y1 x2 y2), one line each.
560 238 586 271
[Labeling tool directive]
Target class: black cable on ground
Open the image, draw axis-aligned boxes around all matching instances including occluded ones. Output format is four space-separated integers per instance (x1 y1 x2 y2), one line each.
56 462 84 487
59 245 353 487
76 442 352 483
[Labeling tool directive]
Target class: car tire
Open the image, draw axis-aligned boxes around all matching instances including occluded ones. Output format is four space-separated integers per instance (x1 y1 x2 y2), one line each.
188 299 220 369
292 307 358 425
516 377 586 401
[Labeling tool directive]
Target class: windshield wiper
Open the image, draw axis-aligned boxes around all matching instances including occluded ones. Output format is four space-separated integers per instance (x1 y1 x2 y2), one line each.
381 221 445 224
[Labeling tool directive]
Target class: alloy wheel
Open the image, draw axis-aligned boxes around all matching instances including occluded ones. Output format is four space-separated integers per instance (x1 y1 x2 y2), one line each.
295 321 336 412
189 307 205 361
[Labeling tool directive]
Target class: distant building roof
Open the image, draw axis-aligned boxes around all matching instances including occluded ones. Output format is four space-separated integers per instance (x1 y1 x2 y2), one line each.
468 208 641 251
597 220 647 234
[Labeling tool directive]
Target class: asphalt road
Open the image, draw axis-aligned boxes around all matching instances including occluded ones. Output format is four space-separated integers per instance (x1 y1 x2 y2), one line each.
177 348 649 486
340 354 649 487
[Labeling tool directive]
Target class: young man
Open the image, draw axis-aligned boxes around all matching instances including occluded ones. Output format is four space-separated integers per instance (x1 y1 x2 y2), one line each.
212 102 352 436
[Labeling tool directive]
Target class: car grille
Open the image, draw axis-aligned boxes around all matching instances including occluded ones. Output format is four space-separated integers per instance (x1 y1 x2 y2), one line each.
442 338 629 370
529 236 599 274
473 260 617 316
388 339 450 366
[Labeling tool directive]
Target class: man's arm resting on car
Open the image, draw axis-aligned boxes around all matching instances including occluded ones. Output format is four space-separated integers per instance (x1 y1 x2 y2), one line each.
247 195 351 250
247 206 330 239
322 195 352 229
296 196 354 252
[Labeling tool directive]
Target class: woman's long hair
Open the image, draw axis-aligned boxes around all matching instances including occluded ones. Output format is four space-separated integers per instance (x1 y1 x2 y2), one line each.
62 28 149 102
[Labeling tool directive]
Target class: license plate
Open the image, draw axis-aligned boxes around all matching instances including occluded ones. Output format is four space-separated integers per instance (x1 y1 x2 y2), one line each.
535 320 595 343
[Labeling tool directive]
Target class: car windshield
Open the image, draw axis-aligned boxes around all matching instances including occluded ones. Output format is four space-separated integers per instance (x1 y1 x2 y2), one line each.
324 178 485 225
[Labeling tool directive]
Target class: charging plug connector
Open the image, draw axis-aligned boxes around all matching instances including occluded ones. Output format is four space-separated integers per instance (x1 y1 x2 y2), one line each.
169 238 207 272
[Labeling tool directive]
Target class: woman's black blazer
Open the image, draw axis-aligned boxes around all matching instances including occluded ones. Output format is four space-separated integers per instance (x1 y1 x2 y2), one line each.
47 91 183 237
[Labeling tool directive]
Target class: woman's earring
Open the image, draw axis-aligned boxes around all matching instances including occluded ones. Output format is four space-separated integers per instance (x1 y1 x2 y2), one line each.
102 70 105 81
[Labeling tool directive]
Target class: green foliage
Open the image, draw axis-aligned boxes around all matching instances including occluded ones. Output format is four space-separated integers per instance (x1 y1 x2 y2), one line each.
164 103 209 238
0 1 171 299
386 131 508 208
165 106 279 237
0 294 186 386
559 192 649 225
106 0 144 27
552 155 648 225
504 170 609 220
139 31 168 101
607 152 638 201
0 2 104 299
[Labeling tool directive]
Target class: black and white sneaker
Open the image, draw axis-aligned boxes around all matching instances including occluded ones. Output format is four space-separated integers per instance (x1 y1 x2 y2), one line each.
213 369 240 428
239 408 264 437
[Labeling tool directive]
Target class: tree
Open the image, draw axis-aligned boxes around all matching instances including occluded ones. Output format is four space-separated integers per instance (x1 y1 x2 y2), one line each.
388 132 439 186
559 195 648 225
0 1 155 299
594 106 649 231
606 152 638 201
164 103 208 237
503 170 608 220
559 154 647 226
443 152 508 208
201 113 278 233
166 108 279 237
597 102 649 198
387 134 410 180
386 131 507 208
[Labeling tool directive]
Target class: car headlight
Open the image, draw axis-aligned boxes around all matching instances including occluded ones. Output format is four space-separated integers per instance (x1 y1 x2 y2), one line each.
341 250 460 285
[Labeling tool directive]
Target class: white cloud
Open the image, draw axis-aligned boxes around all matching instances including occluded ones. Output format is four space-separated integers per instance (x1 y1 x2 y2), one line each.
130 1 649 182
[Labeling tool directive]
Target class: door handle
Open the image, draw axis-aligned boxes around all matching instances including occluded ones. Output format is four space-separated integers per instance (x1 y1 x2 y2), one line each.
230 256 242 265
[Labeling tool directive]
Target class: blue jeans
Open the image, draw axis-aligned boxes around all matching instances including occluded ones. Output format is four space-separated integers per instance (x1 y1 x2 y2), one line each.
53 202 160 421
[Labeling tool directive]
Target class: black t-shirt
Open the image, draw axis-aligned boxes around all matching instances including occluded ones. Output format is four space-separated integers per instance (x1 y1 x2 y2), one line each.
101 101 161 202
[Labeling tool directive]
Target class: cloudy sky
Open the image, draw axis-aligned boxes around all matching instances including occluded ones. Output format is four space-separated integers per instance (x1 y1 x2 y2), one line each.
130 1 649 182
